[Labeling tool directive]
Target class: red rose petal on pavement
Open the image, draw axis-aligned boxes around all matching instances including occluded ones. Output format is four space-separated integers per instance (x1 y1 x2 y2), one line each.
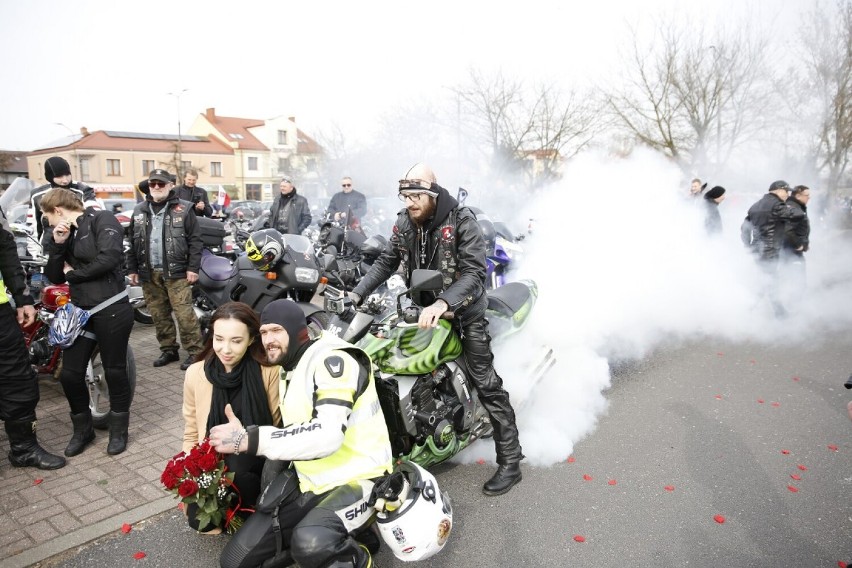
717 352 724 356
714 514 726 524
664 485 675 492
797 464 808 471
608 479 617 485
787 485 799 493
781 449 790 455
790 474 802 481
828 444 839 452
771 402 781 407
714 394 723 400
792 376 800 381
837 561 847 568
573 535 586 543
583 474 593 481
121 523 132 534
757 399 765 404
476 458 486 465
133 552 146 560
177 502 184 511
33 478 43 485
750 359 756 364
567 456 576 463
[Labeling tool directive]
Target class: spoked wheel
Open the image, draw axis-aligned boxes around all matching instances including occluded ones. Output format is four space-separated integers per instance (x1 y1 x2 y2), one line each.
90 345 137 430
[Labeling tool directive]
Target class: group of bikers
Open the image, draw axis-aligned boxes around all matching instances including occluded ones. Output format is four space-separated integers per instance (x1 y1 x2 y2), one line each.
0 158 523 567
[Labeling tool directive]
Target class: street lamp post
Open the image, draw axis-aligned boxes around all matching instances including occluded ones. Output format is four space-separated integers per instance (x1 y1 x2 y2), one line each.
55 122 80 180
167 89 189 178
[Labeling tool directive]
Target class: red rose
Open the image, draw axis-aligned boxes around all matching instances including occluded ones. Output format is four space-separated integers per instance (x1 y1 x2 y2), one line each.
198 452 218 472
178 478 199 498
185 458 202 478
160 468 181 490
198 438 212 453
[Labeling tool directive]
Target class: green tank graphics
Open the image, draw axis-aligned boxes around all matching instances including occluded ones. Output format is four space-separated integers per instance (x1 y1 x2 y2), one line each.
357 320 462 375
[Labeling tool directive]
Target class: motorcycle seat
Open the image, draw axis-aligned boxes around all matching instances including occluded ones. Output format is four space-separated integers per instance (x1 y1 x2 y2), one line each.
200 250 236 282
486 281 530 318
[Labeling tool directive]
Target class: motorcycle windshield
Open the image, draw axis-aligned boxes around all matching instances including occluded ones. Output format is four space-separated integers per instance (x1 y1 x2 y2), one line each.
358 320 462 375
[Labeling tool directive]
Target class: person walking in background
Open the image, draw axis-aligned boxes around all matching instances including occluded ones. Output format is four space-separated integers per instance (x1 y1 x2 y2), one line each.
350 163 525 496
326 176 367 228
175 169 213 218
41 188 135 456
780 184 811 304
703 185 726 235
268 176 312 235
0 202 66 470
126 169 204 371
182 302 281 534
742 180 806 317
689 178 706 199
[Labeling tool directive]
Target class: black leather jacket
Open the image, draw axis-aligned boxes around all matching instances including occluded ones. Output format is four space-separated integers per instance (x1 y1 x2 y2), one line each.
126 193 202 281
43 209 126 309
174 185 213 217
352 185 487 323
0 223 34 307
745 193 805 261
269 190 312 235
782 198 809 255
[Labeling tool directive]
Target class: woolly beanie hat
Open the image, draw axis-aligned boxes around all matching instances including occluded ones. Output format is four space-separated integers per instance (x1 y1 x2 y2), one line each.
704 186 726 200
260 299 310 370
44 157 72 186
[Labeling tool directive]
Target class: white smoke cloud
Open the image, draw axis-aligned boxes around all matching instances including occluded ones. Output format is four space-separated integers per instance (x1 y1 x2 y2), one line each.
457 148 852 466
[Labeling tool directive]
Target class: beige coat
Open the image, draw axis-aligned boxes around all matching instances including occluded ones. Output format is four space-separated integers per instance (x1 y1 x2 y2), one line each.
182 360 282 453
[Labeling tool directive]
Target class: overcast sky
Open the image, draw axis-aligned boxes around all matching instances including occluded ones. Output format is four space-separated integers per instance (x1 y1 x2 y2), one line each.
0 0 807 152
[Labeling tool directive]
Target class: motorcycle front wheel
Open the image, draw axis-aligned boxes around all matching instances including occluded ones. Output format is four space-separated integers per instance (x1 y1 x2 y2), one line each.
90 345 137 429
133 303 153 325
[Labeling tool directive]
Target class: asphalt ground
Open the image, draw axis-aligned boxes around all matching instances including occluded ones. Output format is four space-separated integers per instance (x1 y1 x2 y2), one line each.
9 321 851 567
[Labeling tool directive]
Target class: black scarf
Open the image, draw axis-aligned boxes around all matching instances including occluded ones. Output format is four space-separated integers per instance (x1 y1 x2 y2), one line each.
204 356 275 434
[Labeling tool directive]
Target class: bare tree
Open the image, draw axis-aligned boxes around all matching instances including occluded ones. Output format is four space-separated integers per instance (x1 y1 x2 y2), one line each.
799 0 852 196
607 19 770 176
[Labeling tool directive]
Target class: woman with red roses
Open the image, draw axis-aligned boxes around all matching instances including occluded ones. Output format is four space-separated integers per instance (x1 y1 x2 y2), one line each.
182 302 282 533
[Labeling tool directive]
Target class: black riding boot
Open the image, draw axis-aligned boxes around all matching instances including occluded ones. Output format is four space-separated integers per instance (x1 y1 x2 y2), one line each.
106 411 129 455
5 419 67 470
483 462 522 496
65 411 96 457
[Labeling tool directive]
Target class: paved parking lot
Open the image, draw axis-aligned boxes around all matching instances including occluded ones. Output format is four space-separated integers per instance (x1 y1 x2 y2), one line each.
0 321 188 568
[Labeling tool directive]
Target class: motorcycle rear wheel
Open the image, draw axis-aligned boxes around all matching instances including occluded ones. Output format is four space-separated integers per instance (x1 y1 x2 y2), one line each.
133 303 153 325
90 345 137 429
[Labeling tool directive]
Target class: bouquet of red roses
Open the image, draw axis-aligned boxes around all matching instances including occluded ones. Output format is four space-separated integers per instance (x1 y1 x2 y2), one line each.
160 438 242 533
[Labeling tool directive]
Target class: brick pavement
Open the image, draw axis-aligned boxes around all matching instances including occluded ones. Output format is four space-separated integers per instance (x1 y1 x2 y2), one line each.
0 322 188 567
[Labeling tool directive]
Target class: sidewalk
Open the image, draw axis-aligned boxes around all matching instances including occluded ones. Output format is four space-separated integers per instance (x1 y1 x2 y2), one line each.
0 322 188 568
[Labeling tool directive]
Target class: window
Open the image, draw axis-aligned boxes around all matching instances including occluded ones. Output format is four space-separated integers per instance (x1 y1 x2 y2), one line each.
246 184 262 200
181 160 192 172
142 160 155 175
210 162 222 177
306 158 317 173
278 158 288 173
277 130 288 145
106 159 121 176
80 158 90 181
247 157 258 171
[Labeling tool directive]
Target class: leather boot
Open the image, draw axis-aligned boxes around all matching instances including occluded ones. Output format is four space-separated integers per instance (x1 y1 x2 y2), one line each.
482 462 522 496
65 411 96 457
106 411 129 455
5 419 67 470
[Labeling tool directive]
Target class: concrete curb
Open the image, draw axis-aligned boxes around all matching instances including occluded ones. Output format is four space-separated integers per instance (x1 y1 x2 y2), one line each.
5 496 176 568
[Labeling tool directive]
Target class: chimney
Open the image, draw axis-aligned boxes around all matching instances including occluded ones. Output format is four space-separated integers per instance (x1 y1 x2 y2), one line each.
288 116 296 124
206 108 216 121
80 127 90 136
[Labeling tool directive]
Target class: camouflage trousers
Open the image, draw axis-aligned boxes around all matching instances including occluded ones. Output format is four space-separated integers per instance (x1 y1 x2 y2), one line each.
142 271 203 355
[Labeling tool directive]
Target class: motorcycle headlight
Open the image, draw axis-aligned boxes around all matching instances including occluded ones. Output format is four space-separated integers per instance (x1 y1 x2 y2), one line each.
295 267 319 283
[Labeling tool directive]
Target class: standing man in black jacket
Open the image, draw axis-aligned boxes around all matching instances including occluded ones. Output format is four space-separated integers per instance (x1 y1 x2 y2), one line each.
174 169 213 218
268 176 312 235
326 176 367 227
780 185 811 302
350 163 524 496
126 169 204 371
0 204 66 470
742 180 806 317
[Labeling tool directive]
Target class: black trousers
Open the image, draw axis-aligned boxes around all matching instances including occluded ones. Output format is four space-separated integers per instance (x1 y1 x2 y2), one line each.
0 304 40 422
462 317 523 464
59 301 134 414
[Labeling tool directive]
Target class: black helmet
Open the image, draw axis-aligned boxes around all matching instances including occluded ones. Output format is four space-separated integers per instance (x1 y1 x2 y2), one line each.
245 229 286 271
360 235 388 261
478 219 496 253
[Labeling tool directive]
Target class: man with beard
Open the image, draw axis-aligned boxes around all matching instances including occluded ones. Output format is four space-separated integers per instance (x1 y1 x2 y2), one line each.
268 176 312 235
126 169 204 371
27 156 101 256
349 163 525 496
174 169 213 218
210 299 392 568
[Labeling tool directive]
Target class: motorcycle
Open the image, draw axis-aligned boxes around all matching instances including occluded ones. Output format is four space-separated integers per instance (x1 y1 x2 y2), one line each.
323 269 554 469
193 228 330 334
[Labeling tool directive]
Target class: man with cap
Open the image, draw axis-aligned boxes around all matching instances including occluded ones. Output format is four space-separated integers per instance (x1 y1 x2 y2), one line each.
741 180 806 316
703 185 726 235
210 299 392 568
349 162 526 496
27 156 101 257
126 169 204 370
267 176 312 235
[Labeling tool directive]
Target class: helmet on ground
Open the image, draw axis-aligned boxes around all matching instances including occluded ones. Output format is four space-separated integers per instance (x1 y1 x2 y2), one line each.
374 461 453 561
245 228 286 271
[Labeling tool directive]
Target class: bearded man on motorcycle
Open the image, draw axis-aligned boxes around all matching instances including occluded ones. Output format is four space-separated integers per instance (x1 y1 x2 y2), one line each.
349 163 524 496
210 299 392 568
0 204 66 470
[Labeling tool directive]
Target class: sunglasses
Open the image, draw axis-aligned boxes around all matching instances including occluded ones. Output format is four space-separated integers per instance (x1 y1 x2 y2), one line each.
148 180 169 188
342 183 352 187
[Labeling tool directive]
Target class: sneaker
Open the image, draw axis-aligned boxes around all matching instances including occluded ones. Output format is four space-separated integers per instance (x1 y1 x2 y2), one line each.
180 354 197 371
153 351 180 367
